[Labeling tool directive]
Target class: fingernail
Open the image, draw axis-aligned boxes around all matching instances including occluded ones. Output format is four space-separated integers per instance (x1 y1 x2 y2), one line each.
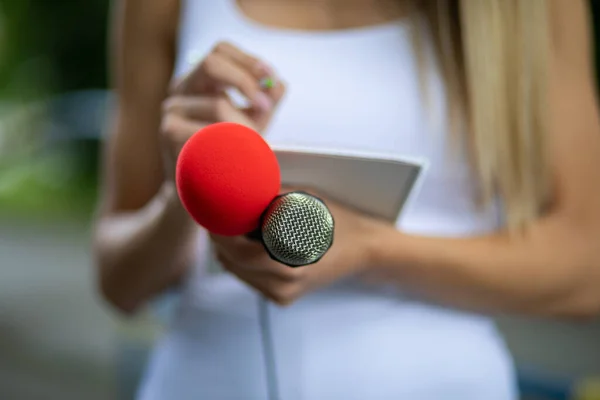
255 62 274 77
259 76 277 90
253 92 272 113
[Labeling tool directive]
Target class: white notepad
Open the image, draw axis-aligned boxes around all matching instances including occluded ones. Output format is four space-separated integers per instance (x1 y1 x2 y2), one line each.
273 145 428 222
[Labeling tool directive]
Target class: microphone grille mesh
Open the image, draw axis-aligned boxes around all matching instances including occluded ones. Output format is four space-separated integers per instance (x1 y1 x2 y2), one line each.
261 192 334 267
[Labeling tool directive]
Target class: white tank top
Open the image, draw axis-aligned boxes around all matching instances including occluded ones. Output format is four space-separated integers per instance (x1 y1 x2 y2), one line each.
138 1 517 399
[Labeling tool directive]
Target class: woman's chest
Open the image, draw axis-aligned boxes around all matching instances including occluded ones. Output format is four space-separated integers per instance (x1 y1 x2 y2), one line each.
256 39 436 158
178 29 448 159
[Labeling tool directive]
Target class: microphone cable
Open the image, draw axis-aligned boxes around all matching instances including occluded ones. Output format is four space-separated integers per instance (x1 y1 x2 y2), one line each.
258 295 281 400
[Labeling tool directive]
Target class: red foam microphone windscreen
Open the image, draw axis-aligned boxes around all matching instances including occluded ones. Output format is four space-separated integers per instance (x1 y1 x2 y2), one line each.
175 122 281 236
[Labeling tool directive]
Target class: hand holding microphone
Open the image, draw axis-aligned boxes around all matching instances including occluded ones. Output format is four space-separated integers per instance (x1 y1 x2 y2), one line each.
176 122 334 266
211 186 380 306
176 122 386 305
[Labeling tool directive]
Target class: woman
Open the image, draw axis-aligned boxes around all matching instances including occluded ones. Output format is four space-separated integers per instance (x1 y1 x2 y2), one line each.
94 0 600 399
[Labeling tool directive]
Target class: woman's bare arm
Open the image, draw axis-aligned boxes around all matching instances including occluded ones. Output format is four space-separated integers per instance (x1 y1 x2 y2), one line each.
92 0 197 314
370 0 600 320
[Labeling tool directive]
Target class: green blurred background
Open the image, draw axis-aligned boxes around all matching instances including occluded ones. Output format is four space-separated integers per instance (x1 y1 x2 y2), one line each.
0 0 108 219
0 1 599 400
0 2 117 400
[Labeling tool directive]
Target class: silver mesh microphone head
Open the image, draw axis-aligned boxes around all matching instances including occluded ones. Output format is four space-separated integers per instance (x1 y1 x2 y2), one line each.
261 192 334 267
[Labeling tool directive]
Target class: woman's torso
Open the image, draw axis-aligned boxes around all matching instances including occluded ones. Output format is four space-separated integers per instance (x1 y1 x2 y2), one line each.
138 1 516 399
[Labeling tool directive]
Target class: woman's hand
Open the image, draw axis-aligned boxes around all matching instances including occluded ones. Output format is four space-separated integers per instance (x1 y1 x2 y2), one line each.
160 41 286 178
212 189 391 305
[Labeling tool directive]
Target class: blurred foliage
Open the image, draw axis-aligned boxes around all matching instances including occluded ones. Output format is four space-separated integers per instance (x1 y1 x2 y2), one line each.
0 142 99 218
0 0 109 100
0 0 109 219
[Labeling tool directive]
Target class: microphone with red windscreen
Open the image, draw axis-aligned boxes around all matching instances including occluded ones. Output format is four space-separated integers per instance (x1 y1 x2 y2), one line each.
175 122 334 267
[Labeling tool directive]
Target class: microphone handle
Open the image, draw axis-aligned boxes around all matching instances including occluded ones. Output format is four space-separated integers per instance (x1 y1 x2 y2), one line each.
246 227 263 242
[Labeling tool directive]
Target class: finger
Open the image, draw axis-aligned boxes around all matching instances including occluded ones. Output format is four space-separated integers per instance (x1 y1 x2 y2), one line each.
213 42 284 101
226 265 298 306
212 237 304 281
184 53 271 113
247 79 287 128
210 235 266 268
216 252 274 300
173 42 282 95
229 268 276 301
266 79 286 103
215 248 272 285
202 53 272 113
213 42 271 80
163 95 253 125
160 113 207 147
163 96 218 122
209 233 262 253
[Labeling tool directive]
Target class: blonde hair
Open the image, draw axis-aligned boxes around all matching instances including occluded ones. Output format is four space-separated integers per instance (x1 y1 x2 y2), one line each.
410 0 551 231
